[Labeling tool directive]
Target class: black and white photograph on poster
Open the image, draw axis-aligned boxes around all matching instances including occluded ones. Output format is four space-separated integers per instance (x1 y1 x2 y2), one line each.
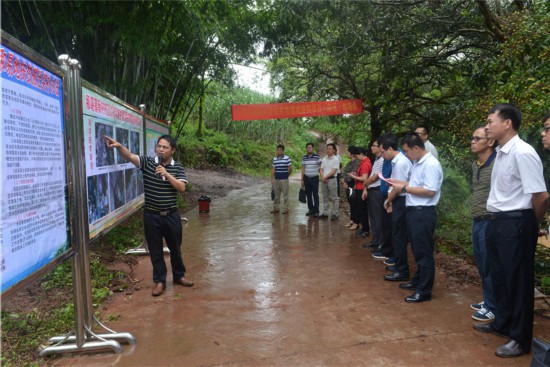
109 170 126 210
95 122 114 167
87 173 110 224
125 168 139 202
116 127 129 164
130 131 140 157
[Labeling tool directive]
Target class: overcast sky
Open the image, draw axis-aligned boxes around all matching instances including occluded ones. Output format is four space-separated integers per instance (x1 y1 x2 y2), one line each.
232 63 274 96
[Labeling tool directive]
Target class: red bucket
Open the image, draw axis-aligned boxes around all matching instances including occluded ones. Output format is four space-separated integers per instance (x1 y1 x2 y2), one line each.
198 196 211 213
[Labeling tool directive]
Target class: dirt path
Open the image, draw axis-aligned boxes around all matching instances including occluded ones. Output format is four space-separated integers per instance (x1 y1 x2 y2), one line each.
52 180 549 367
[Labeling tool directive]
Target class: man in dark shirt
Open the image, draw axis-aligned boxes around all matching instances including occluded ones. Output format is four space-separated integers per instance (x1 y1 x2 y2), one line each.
105 134 193 297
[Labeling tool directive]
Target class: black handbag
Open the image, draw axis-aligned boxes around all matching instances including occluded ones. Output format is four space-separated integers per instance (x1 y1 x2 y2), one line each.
531 337 550 367
299 187 306 203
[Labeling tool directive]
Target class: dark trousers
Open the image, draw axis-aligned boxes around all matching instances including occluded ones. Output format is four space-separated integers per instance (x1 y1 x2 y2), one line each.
407 206 437 295
379 193 393 255
472 220 495 312
391 196 408 273
368 188 384 246
486 210 537 351
144 211 186 283
347 186 360 224
304 176 319 213
354 188 370 232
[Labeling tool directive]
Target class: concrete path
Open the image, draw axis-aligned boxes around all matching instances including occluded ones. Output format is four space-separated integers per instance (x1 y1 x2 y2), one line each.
54 180 550 366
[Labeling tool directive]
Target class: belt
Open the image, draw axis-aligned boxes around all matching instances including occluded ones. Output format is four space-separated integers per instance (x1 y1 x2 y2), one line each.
145 208 178 216
477 210 531 221
407 205 435 211
368 187 380 191
305 175 319 179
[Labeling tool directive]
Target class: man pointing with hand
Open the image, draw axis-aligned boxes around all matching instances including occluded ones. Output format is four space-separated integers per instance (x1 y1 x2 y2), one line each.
104 134 193 297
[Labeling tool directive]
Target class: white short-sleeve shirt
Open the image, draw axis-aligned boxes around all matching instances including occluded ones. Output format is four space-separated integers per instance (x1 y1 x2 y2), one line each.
406 152 443 206
487 135 547 212
391 152 412 197
321 155 340 178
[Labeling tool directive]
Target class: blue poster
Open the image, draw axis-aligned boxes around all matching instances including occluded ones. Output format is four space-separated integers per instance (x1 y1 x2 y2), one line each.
0 45 69 293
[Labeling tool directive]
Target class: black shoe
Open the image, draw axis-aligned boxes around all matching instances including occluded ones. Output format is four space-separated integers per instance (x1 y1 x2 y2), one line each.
495 339 526 358
370 245 382 253
399 282 416 290
330 215 339 221
312 212 321 218
306 211 312 216
384 272 409 282
473 323 507 338
404 292 431 303
356 230 369 238
361 242 377 248
385 265 396 272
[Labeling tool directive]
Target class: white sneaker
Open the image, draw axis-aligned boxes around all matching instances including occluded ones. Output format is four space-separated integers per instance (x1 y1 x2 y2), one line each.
472 307 495 322
470 301 484 311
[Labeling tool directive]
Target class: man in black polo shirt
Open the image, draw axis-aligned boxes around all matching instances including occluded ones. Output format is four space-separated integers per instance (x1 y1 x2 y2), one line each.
104 134 193 297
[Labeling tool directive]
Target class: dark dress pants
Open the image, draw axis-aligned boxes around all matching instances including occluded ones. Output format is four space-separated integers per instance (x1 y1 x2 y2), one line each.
391 196 408 274
354 189 370 232
485 210 537 352
368 188 383 246
304 176 319 213
379 193 393 256
407 206 437 295
144 211 186 283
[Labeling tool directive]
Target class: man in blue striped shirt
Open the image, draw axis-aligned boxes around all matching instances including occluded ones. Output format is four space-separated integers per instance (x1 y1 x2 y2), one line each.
271 144 293 214
301 143 321 216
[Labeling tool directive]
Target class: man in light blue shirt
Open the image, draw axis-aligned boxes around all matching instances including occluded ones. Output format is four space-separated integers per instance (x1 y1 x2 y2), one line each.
379 134 412 284
390 133 443 303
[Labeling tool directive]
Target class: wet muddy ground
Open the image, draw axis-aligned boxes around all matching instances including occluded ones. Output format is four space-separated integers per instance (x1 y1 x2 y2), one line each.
54 178 550 366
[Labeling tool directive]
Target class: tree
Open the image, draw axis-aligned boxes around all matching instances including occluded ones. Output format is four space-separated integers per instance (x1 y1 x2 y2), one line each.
1 0 260 139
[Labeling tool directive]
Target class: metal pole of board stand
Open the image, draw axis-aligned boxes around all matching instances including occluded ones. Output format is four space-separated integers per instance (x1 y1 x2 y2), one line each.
40 56 135 357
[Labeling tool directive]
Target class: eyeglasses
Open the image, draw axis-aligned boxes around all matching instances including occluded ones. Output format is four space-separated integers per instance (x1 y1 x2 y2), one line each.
471 136 487 142
372 144 379 148
543 126 550 133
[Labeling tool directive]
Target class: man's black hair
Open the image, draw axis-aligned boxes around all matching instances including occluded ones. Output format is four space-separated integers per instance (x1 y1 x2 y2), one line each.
347 145 356 154
402 132 425 150
327 143 336 151
543 111 550 124
277 144 285 150
306 142 315 148
380 133 398 151
489 103 522 131
416 125 430 136
355 147 367 155
158 135 177 149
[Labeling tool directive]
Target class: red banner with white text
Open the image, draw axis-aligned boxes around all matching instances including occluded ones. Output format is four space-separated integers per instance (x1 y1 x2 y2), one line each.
231 99 364 121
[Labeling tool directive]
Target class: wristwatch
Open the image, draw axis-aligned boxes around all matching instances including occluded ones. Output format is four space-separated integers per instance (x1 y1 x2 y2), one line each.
401 185 407 194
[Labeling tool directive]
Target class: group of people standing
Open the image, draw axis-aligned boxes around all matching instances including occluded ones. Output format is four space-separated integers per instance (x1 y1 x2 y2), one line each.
270 104 550 359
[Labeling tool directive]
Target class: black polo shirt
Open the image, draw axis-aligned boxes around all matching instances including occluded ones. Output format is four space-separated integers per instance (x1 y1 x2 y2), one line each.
139 156 187 211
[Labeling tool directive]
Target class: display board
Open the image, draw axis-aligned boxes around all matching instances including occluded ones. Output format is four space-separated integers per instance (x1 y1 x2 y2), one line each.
145 116 169 156
0 45 70 293
82 85 144 240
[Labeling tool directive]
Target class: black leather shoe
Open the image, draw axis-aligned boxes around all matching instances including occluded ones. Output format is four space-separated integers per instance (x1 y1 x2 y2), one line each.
404 292 431 303
399 282 416 290
384 272 409 282
495 339 526 358
473 323 507 338
385 265 396 272
362 242 377 248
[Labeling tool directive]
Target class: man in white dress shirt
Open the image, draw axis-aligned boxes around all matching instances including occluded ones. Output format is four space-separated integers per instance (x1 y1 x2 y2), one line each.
473 104 548 358
415 126 438 159
390 133 443 303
